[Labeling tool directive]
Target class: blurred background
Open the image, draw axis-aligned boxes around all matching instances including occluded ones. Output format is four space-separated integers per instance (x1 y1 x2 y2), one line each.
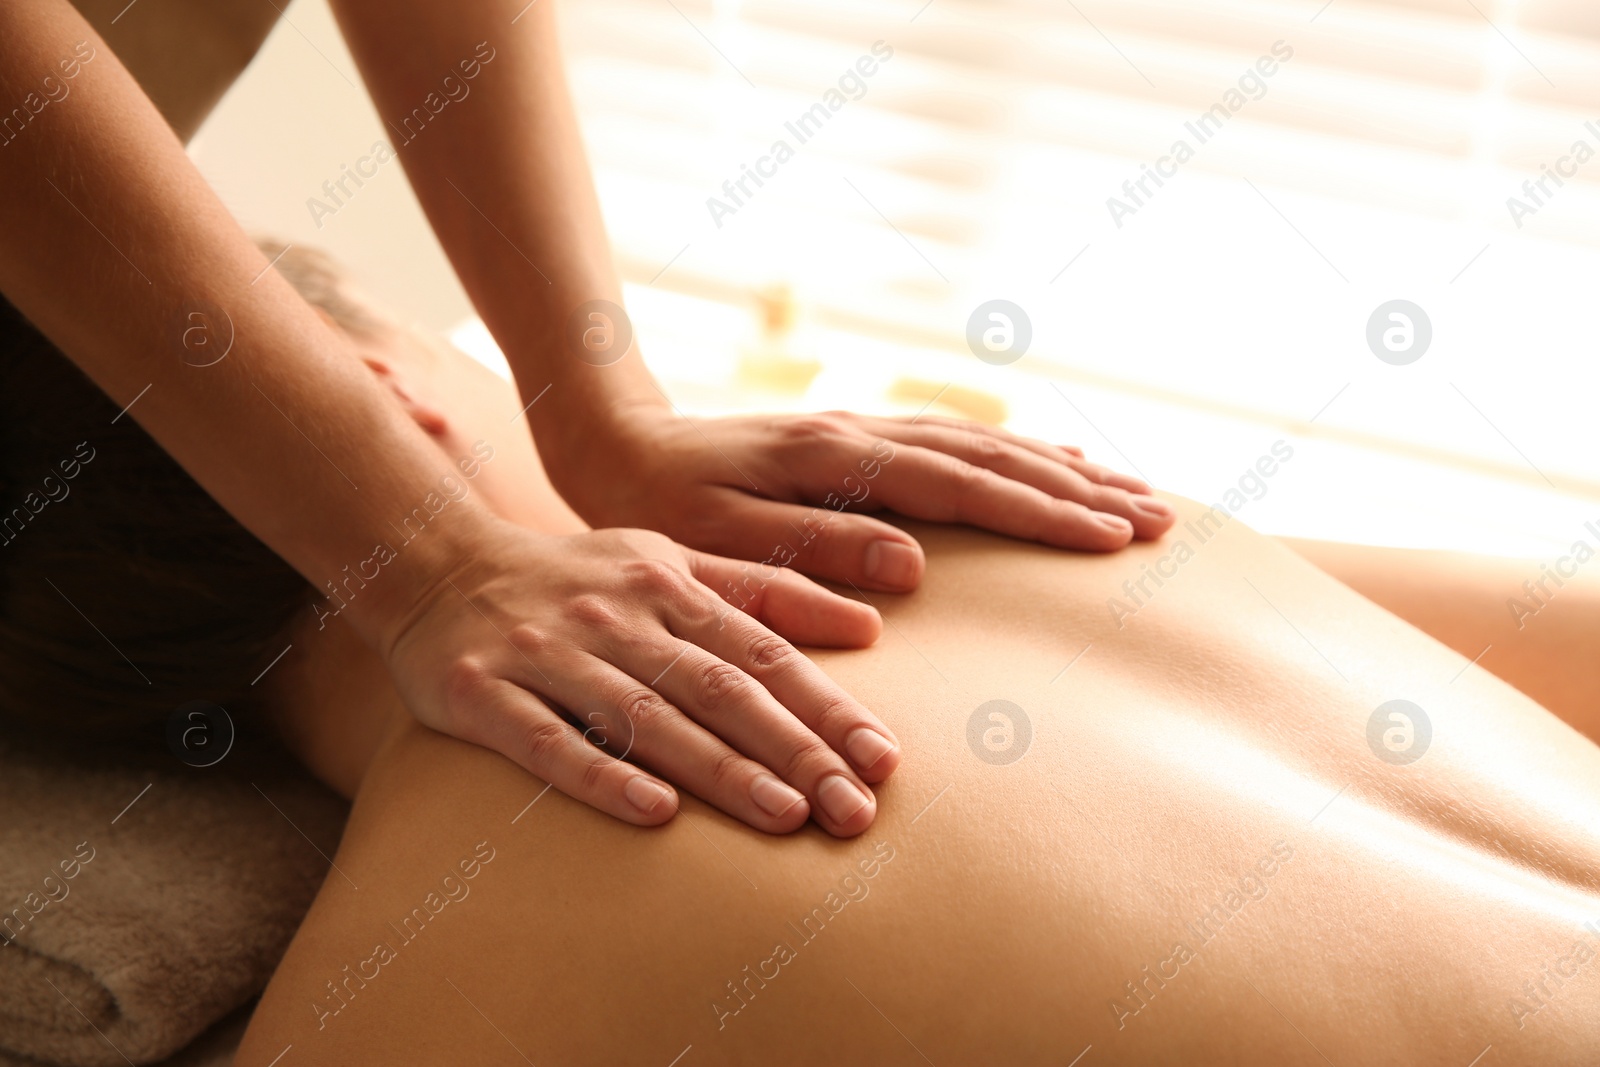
191 0 1600 557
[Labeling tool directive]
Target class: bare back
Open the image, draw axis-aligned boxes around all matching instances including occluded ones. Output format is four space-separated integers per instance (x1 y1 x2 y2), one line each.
237 502 1600 1065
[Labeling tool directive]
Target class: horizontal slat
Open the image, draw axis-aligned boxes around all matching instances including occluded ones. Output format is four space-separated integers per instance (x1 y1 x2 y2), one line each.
542 0 1600 497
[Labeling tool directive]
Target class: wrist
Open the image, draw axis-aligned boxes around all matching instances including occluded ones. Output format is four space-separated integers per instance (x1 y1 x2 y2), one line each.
530 382 673 513
319 497 511 661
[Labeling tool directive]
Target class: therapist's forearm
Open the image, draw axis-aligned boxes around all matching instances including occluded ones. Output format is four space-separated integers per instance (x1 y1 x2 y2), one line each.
0 2 490 647
327 0 666 474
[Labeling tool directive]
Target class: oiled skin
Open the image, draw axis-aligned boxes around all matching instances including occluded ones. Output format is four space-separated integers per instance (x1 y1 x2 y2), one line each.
94 8 1599 1056
238 502 1600 1066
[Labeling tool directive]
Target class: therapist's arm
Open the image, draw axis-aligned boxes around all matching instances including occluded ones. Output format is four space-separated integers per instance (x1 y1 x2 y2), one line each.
0 0 897 838
330 0 1178 593
0 1 473 634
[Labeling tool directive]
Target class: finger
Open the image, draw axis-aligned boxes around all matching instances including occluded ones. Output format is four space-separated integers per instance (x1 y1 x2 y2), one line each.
853 422 1174 539
874 414 1154 495
681 486 928 594
455 675 679 827
686 549 882 647
551 653 814 834
668 599 903 794
878 414 1091 468
617 632 879 838
1061 455 1150 494
861 443 1139 551
624 604 883 838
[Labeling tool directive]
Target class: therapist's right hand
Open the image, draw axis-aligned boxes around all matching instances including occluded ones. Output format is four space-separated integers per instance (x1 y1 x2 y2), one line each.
379 519 900 836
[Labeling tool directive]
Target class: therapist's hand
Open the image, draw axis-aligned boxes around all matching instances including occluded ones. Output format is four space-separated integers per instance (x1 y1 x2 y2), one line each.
381 518 898 837
551 405 1177 591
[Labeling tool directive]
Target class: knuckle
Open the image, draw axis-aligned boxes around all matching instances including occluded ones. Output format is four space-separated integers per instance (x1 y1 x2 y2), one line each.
744 631 798 671
515 716 572 769
808 692 862 737
964 431 1008 464
1088 464 1121 484
624 558 686 597
567 593 622 630
591 527 631 551
778 736 836 782
696 661 749 710
940 453 988 492
1088 484 1127 511
1047 495 1088 523
443 657 491 708
706 747 750 791
619 688 671 731
784 413 848 448
577 751 610 795
508 623 551 657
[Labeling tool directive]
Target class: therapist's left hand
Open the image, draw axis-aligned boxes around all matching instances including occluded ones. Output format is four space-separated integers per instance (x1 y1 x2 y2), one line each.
547 405 1177 593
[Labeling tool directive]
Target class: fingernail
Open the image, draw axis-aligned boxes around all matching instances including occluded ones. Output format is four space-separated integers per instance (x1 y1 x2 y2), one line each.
750 774 806 818
1129 497 1171 518
625 776 673 816
844 727 897 772
816 774 871 825
1095 513 1132 533
864 539 920 588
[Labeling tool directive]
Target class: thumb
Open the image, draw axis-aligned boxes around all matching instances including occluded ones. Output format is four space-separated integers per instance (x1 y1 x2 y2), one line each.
683 491 927 593
686 549 882 648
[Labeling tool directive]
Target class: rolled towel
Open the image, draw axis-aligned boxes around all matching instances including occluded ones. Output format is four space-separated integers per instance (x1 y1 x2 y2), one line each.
0 738 346 1066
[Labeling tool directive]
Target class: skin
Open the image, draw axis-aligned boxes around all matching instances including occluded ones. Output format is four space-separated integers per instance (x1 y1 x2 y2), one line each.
1280 538 1600 744
238 320 1600 1065
2 0 1176 839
